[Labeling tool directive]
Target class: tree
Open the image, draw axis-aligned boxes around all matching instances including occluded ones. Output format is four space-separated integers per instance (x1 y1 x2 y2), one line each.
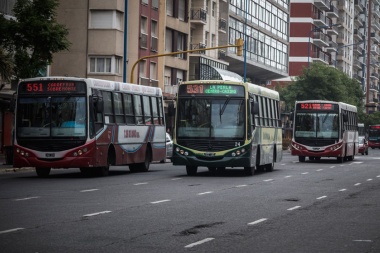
1 0 70 80
280 62 365 112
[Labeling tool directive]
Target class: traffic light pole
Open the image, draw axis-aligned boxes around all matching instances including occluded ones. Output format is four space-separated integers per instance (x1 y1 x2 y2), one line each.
130 42 244 83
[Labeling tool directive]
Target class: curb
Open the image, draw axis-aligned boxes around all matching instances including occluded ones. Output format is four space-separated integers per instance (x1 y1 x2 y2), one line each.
0 167 35 174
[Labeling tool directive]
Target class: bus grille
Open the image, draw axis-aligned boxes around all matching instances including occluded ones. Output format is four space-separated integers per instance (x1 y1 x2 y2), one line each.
176 140 238 152
17 139 86 152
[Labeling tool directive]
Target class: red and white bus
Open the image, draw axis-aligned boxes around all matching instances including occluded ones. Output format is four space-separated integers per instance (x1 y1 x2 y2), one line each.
291 100 358 163
368 125 380 148
13 77 166 177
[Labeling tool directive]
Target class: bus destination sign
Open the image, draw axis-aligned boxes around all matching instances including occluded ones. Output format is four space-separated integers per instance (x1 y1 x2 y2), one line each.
179 84 244 96
18 81 86 94
297 103 335 110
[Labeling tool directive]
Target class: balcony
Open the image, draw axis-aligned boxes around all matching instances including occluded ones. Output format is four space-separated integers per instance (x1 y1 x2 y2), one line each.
314 0 330 11
313 12 328 27
353 59 362 69
371 45 380 55
326 25 339 35
373 5 380 19
218 18 227 33
190 43 206 54
354 29 364 40
370 72 380 80
326 4 339 18
312 31 329 47
371 32 380 43
218 50 226 60
190 8 207 24
354 15 364 27
354 0 364 12
140 77 159 87
312 50 330 65
373 19 380 31
164 84 178 95
325 40 338 52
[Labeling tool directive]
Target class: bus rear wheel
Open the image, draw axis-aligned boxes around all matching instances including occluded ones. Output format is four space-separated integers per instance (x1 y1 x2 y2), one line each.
299 156 305 162
186 166 198 176
138 148 151 172
36 167 51 178
265 162 274 172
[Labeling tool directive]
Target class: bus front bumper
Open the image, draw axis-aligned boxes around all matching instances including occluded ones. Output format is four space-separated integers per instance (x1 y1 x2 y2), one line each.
291 142 343 158
172 154 252 168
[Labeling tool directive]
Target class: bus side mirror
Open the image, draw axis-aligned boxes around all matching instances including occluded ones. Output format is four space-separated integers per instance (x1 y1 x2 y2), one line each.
168 103 175 117
343 114 348 122
289 112 294 121
251 101 259 115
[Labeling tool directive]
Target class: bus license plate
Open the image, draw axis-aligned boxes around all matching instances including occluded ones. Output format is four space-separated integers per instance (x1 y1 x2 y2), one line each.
46 153 55 158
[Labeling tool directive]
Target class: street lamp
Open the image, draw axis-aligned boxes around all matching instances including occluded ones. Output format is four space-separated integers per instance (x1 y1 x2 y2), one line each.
308 23 340 67
334 41 365 67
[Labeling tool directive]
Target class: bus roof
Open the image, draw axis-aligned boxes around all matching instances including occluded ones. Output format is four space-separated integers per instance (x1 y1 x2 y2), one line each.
18 76 163 96
179 80 279 100
295 100 357 112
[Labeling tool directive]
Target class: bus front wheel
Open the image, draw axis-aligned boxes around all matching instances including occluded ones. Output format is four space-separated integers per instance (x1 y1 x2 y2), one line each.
299 156 305 162
244 166 255 176
266 162 274 172
186 166 198 176
36 167 51 178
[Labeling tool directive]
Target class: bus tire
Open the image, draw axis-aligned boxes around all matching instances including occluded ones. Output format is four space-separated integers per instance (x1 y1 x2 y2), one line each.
337 157 344 163
186 166 198 176
80 167 92 177
36 167 51 178
266 162 274 172
299 156 305 162
97 166 109 177
129 164 139 173
138 147 151 172
244 166 255 176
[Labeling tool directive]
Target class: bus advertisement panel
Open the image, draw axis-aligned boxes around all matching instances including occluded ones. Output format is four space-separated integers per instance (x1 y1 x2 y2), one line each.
291 100 358 163
172 80 282 176
13 77 166 177
368 125 380 148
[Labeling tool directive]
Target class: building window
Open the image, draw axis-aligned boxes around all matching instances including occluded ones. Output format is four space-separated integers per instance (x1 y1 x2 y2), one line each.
205 31 209 47
179 0 186 21
89 56 121 74
140 16 148 48
151 20 158 52
90 10 122 30
166 0 173 16
150 62 157 80
142 0 148 5
212 1 216 17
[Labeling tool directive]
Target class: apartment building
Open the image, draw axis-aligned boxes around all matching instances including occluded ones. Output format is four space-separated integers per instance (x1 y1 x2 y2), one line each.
286 0 379 112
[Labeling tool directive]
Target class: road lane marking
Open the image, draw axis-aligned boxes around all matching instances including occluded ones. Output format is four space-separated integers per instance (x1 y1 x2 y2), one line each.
280 164 286 165
316 169 324 171
14 196 40 201
0 228 25 234
353 240 372 242
354 183 361 186
263 179 273 182
287 206 301 211
285 175 292 178
339 189 347 192
301 172 309 175
134 182 148 185
248 218 268 225
83 211 111 217
235 185 247 188
329 166 335 169
351 162 363 164
197 191 213 195
171 178 183 180
377 175 380 178
185 238 215 248
316 196 327 200
80 189 99 192
367 179 373 181
150 199 171 204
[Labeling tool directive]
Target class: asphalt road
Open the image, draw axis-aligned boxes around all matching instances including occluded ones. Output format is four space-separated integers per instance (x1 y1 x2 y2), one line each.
0 150 379 253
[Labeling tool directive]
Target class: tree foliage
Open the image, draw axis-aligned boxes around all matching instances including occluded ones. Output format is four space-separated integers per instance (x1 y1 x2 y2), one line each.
280 62 365 113
0 0 70 80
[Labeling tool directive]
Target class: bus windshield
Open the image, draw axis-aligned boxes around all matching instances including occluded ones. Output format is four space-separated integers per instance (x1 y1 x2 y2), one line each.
176 98 245 139
294 112 339 139
368 128 380 140
16 96 86 138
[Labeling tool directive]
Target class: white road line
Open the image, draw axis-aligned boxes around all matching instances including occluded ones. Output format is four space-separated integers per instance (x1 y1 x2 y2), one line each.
352 162 363 164
280 163 286 165
150 199 171 204
372 157 380 159
354 183 361 186
197 191 213 195
284 175 292 178
80 189 99 192
330 166 335 169
171 178 183 180
339 189 347 192
263 179 273 182
235 185 247 188
316 169 324 171
301 172 309 175
248 218 268 225
377 175 380 178
14 196 40 201
367 179 373 181
353 240 372 242
316 196 327 200
185 238 215 248
287 206 301 211
83 211 111 217
0 228 25 234
133 182 148 186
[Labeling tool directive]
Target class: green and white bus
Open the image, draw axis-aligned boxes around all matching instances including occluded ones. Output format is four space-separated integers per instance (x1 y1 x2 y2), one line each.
171 80 282 176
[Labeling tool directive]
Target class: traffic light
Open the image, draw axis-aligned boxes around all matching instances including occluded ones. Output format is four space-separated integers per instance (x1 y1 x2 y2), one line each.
236 38 244 56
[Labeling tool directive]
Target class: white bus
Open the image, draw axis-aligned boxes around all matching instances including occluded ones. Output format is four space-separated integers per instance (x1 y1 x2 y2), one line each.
13 77 166 177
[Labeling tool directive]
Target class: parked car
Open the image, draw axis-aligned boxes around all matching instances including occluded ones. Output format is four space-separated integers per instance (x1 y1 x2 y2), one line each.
358 136 369 155
161 133 173 163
